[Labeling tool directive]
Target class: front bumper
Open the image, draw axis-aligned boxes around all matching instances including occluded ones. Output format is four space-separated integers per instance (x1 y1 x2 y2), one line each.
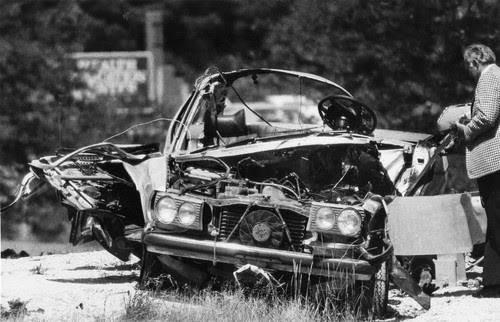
144 231 376 281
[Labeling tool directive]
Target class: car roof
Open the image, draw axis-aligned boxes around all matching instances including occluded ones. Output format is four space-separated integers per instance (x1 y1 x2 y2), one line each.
197 68 353 97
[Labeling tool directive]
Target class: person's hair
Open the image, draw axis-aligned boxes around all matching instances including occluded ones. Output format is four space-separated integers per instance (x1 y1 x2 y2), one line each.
463 44 496 65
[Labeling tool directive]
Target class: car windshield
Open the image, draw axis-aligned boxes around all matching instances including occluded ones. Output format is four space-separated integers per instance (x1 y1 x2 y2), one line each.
224 72 347 127
176 71 353 153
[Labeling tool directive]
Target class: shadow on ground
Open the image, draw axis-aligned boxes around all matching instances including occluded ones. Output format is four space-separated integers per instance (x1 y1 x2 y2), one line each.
433 289 476 298
48 274 137 284
70 263 139 271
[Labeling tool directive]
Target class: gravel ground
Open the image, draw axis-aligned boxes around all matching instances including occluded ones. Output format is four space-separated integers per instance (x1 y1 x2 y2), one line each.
1 251 139 320
2 251 500 321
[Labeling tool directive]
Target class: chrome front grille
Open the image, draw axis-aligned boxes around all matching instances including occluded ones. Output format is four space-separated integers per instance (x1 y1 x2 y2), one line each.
282 210 308 249
218 206 307 250
218 205 247 240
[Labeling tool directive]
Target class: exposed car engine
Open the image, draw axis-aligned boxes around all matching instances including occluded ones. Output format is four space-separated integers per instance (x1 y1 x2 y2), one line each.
169 143 394 205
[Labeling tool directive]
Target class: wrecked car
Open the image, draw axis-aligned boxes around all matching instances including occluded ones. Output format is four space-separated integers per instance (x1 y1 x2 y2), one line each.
133 69 443 316
1 142 161 260
7 68 487 316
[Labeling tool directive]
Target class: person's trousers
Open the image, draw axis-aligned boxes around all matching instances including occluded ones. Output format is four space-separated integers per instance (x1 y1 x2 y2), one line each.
477 170 500 286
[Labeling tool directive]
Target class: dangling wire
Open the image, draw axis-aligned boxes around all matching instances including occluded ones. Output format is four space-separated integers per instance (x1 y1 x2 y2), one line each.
102 118 192 142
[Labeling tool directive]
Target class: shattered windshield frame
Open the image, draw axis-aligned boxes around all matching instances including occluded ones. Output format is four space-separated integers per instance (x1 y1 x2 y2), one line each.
168 69 356 154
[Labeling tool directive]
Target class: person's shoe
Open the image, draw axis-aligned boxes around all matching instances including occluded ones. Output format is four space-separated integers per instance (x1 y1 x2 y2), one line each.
473 285 500 298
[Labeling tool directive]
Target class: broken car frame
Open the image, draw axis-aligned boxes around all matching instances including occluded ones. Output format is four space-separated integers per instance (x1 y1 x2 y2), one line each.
5 68 487 317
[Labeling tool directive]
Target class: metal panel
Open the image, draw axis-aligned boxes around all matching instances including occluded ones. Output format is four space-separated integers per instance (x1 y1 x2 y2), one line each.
388 194 474 255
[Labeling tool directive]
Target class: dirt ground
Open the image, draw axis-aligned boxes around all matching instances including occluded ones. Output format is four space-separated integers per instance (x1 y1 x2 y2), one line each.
1 251 139 320
2 250 500 321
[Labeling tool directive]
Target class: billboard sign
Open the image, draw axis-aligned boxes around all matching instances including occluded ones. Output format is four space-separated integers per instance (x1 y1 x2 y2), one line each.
72 51 154 108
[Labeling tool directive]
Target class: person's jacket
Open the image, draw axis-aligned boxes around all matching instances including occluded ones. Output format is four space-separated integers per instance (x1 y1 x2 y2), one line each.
464 64 500 179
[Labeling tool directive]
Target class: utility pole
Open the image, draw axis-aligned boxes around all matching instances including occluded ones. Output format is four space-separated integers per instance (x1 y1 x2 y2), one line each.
145 10 164 108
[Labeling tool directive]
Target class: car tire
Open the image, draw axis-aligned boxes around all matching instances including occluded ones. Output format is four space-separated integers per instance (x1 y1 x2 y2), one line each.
357 258 390 319
138 248 167 289
139 248 210 289
371 258 390 318
409 256 436 295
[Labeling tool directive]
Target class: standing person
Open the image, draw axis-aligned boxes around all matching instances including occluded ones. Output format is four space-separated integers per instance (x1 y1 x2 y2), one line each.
455 43 500 297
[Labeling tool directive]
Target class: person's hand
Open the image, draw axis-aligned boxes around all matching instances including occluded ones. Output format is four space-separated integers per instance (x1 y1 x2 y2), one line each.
443 135 456 152
458 114 471 125
454 120 467 140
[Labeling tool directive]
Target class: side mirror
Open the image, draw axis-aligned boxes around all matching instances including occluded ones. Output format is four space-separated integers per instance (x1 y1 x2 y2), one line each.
217 109 247 137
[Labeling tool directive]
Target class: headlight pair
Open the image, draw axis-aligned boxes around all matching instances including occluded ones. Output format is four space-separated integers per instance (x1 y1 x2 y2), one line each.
155 197 199 228
312 207 362 236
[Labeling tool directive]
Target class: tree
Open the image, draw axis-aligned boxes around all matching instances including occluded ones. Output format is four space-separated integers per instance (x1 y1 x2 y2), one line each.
256 0 500 132
1 1 87 162
0 0 144 240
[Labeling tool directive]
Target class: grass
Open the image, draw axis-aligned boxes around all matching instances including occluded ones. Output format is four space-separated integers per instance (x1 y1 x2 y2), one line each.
123 289 324 322
0 299 29 320
29 263 47 275
123 275 367 322
0 299 46 321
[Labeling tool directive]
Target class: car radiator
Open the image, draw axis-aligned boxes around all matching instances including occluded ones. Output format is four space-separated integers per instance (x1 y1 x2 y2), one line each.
218 205 307 250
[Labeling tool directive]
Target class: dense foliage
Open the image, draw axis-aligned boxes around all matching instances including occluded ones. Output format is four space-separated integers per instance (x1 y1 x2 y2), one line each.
161 0 500 130
0 0 147 239
1 0 499 240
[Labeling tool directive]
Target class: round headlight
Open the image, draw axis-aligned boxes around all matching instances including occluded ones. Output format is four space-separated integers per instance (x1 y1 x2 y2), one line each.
178 202 197 226
337 208 361 236
155 197 177 224
316 207 336 230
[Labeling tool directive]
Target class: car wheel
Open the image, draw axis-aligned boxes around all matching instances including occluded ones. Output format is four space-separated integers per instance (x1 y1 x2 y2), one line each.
371 258 390 318
138 248 168 289
357 258 390 319
139 248 210 289
409 256 436 295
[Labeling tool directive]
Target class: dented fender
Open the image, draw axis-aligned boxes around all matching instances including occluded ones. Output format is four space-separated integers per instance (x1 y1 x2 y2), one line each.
123 155 167 222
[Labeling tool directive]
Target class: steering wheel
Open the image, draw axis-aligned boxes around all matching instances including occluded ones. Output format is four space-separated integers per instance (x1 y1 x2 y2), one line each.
318 95 377 134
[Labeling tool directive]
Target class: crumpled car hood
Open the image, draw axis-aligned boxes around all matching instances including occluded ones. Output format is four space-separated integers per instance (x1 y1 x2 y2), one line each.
174 131 408 184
